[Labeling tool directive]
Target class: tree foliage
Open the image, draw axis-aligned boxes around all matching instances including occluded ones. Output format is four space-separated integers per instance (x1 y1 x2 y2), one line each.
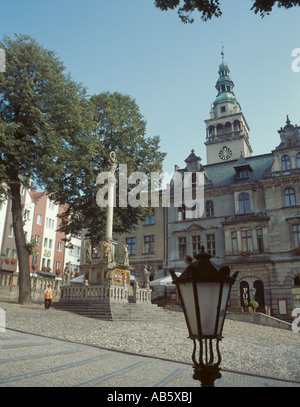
0 34 94 303
0 34 166 305
154 0 300 23
56 91 166 245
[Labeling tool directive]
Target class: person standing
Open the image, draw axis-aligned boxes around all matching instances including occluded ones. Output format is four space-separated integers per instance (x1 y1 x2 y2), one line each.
44 284 53 309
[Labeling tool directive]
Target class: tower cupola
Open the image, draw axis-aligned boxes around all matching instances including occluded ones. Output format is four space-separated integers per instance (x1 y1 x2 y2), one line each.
204 49 252 165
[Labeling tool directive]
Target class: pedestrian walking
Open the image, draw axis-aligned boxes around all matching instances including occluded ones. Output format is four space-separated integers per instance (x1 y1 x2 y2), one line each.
44 284 53 309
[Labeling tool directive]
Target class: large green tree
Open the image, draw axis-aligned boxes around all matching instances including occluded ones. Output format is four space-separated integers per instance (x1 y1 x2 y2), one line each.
56 91 166 245
0 34 95 304
154 0 300 23
0 36 166 304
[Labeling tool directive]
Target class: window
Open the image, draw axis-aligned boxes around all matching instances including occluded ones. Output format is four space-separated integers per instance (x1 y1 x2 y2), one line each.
126 237 136 255
282 155 291 171
206 234 216 256
144 235 154 254
44 238 48 248
178 237 186 260
37 214 42 225
238 169 248 179
297 153 300 169
238 193 251 214
145 213 155 225
233 120 240 132
48 239 53 250
220 106 226 113
69 246 81 256
11 250 17 259
293 225 300 248
284 187 296 206
231 231 238 253
256 228 264 253
46 218 55 229
206 200 214 217
56 261 61 270
192 236 201 256
177 207 186 221
5 248 11 258
8 225 14 238
35 235 40 245
24 209 31 221
241 230 253 252
58 242 63 252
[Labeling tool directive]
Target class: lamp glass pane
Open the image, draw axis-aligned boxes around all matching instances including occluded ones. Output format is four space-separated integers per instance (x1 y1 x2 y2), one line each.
196 281 220 336
217 282 230 336
179 282 198 337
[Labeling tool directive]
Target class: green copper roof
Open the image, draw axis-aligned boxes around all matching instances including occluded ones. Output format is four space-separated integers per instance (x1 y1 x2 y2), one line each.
214 92 237 105
213 52 237 107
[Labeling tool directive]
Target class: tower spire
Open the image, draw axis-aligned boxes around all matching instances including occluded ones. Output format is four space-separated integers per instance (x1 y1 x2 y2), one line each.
204 51 253 165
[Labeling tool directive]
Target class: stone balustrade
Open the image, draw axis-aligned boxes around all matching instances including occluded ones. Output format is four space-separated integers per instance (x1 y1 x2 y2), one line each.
0 272 62 302
0 272 152 305
60 284 128 302
135 287 152 304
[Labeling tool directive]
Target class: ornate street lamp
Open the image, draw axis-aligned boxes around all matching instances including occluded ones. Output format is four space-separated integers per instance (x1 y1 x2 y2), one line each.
170 246 238 387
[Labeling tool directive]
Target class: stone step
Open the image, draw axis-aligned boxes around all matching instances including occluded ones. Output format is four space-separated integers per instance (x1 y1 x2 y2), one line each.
52 301 183 321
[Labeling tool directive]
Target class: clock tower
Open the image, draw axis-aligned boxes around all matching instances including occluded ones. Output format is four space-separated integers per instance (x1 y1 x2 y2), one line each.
205 50 252 165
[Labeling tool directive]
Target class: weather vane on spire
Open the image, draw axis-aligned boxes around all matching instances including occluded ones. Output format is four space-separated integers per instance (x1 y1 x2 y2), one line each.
221 41 224 59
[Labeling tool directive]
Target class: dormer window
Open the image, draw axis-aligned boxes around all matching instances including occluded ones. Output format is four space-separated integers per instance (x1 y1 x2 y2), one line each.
238 169 248 179
282 155 291 171
220 106 226 113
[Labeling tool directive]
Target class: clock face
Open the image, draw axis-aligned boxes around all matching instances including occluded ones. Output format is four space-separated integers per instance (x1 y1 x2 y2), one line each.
219 146 232 160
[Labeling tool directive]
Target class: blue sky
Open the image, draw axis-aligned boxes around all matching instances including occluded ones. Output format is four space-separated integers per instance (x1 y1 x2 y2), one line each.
1 0 300 174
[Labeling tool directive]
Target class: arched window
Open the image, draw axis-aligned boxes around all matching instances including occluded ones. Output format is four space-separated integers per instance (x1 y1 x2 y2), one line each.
224 122 232 135
238 193 251 214
208 126 215 141
206 200 214 217
233 120 240 133
216 124 223 136
281 155 291 171
296 152 300 168
284 187 296 206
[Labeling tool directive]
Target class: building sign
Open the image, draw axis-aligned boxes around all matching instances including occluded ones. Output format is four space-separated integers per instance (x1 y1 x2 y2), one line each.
240 281 250 309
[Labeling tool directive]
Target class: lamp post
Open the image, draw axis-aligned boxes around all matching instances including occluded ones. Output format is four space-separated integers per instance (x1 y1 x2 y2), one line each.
170 246 238 387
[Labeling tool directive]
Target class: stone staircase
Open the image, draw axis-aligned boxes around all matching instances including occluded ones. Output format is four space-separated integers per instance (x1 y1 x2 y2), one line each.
52 300 184 322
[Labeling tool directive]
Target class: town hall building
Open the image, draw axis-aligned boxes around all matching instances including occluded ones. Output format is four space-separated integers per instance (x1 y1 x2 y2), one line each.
117 52 300 322
166 51 300 321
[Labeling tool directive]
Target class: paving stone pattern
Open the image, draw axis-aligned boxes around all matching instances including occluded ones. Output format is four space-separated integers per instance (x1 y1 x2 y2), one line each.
0 329 299 388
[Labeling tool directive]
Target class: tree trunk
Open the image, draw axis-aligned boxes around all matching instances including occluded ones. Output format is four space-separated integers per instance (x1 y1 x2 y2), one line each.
10 183 31 304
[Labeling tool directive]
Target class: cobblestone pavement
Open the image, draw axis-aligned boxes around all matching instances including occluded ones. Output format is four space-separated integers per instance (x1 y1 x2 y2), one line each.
0 328 299 389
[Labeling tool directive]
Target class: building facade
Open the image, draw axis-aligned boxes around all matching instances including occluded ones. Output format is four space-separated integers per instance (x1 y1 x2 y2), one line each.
115 207 166 291
166 53 300 322
0 188 81 278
